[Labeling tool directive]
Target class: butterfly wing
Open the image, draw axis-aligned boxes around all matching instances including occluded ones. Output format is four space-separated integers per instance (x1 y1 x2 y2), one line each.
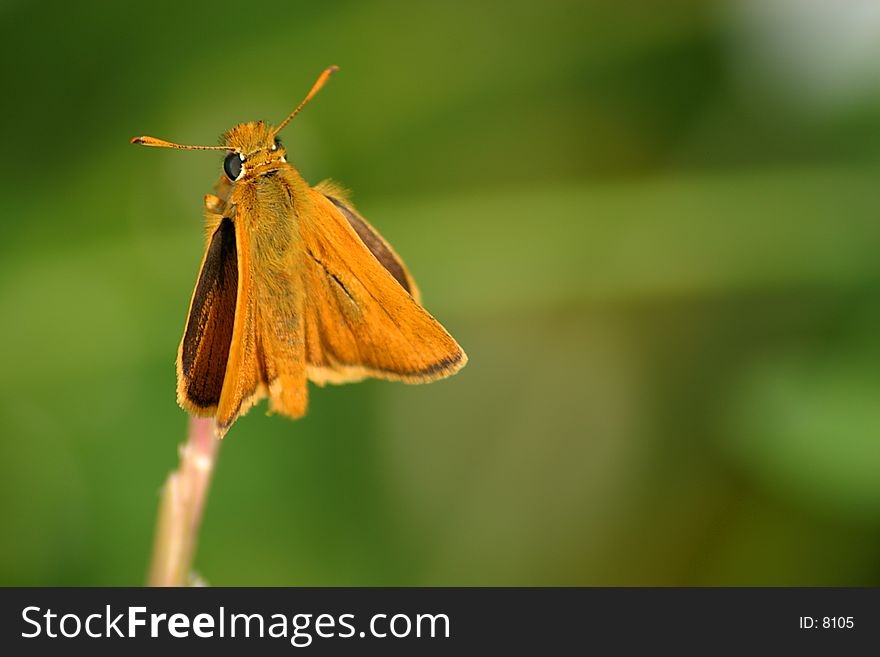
176 217 239 417
314 181 420 303
301 188 467 385
177 207 272 436
211 213 268 435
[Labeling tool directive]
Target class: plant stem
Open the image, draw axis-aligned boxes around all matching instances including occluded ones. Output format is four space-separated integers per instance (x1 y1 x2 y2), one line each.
147 417 219 586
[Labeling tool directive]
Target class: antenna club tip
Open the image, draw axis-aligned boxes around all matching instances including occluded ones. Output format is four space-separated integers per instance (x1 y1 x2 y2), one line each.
130 136 145 145
328 65 339 73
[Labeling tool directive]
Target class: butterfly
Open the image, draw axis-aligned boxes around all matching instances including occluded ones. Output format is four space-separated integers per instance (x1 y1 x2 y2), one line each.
132 67 466 436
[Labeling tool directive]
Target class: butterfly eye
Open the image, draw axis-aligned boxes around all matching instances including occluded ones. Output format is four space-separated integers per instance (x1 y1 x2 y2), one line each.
224 152 244 181
272 139 280 151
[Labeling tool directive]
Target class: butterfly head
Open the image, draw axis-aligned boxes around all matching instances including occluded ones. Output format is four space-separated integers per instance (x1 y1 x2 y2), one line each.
220 122 287 182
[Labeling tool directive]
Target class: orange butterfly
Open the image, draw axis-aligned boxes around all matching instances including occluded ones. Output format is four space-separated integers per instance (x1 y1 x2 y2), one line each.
132 67 466 436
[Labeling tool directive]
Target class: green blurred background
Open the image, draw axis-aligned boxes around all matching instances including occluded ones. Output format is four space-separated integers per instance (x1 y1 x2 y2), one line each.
2 0 880 585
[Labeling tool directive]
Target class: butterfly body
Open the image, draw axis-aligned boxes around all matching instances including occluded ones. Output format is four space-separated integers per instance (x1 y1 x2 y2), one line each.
135 82 466 437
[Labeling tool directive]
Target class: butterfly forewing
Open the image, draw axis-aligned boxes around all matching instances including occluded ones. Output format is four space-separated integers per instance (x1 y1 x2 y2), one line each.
314 182 420 301
301 189 467 386
177 218 238 414
213 217 268 434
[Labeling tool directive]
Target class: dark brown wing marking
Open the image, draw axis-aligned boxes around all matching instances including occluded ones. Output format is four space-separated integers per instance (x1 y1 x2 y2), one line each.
325 195 413 295
179 218 238 409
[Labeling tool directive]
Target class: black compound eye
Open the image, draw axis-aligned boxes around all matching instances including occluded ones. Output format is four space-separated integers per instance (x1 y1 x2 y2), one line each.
224 152 243 181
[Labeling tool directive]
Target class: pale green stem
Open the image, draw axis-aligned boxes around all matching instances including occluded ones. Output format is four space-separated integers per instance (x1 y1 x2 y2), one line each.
147 417 219 586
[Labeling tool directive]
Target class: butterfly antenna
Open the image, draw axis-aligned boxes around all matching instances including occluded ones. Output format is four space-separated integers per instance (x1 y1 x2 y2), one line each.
273 65 339 137
129 136 235 151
